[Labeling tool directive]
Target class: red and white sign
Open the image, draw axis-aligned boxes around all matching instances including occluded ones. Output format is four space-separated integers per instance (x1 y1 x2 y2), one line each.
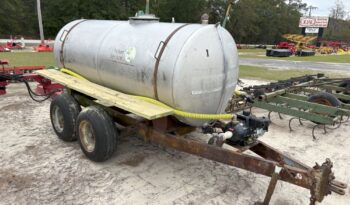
299 17 329 28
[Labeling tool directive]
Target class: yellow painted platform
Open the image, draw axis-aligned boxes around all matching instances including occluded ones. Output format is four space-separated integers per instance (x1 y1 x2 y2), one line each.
36 69 174 120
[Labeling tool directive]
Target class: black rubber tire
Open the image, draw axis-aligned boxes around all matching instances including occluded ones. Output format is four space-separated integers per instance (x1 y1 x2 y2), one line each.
76 106 117 162
297 50 316 57
266 49 272 56
270 49 291 57
308 92 341 107
337 81 350 103
339 81 350 95
50 93 81 142
338 81 348 91
308 92 341 124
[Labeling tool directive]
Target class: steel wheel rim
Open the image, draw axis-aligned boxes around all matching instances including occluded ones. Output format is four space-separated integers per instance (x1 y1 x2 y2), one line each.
52 105 64 133
79 120 96 153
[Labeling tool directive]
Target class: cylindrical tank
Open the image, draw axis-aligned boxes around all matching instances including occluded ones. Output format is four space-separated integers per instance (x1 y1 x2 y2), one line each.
54 16 239 126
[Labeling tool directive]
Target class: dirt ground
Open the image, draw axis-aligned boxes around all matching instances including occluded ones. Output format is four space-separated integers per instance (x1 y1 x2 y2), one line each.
0 82 349 205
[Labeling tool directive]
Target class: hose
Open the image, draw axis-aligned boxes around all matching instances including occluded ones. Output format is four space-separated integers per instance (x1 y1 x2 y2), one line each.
1 71 60 103
59 68 234 120
22 80 59 102
61 68 86 80
134 96 233 120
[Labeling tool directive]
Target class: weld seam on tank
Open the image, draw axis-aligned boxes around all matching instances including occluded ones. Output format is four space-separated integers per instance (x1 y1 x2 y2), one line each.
215 26 229 114
96 22 124 83
169 25 207 109
60 19 89 67
153 23 190 100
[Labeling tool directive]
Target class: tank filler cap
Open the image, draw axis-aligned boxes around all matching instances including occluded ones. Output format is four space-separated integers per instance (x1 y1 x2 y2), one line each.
129 10 159 23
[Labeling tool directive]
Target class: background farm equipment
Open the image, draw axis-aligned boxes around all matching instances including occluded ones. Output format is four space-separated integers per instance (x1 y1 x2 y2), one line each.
33 43 53 52
0 45 10 52
0 59 47 95
227 74 350 139
266 34 317 57
266 37 350 57
1 36 25 51
317 40 350 55
266 42 294 57
33 40 53 52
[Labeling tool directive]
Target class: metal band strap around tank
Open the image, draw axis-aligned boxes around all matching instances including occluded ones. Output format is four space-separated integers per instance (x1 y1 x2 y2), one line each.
153 24 190 100
59 19 89 67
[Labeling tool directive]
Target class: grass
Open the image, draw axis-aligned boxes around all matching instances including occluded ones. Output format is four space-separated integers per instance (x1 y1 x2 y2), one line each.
0 52 55 66
286 55 350 63
238 48 265 53
238 65 344 80
240 52 350 63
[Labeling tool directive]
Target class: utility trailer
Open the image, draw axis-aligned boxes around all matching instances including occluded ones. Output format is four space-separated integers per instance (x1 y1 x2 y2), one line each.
28 69 346 205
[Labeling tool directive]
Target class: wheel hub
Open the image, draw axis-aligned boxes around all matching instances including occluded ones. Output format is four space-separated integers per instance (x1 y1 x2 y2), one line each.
79 120 96 152
52 105 64 133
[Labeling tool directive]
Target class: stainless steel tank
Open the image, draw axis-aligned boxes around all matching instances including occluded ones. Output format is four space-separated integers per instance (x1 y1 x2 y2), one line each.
54 16 239 126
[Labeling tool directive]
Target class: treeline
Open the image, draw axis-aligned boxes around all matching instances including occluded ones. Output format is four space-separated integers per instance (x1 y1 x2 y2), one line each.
324 18 350 42
0 0 349 44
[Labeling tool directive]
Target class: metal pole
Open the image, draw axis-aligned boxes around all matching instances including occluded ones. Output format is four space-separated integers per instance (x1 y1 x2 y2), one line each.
222 0 234 28
37 0 45 44
307 6 317 17
145 0 150 15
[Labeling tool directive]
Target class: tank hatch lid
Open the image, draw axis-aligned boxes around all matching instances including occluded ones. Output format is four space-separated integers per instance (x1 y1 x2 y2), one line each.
129 11 159 22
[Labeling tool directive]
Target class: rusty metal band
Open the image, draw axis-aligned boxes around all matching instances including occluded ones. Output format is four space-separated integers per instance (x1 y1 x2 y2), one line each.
153 24 190 100
59 19 89 67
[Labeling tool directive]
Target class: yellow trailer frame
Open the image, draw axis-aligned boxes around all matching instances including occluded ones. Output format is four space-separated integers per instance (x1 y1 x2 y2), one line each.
36 69 173 120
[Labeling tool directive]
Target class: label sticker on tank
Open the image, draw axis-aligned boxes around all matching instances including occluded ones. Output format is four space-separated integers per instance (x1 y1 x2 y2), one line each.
124 47 136 63
111 47 136 65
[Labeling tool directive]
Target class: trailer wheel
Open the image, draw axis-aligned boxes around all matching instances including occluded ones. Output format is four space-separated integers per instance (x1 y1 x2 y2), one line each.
77 106 117 162
308 92 341 107
50 93 81 142
308 92 341 124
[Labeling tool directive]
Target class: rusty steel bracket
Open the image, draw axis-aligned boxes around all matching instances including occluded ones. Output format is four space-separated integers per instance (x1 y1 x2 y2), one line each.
260 166 282 205
133 120 347 204
309 159 347 204
248 141 347 204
